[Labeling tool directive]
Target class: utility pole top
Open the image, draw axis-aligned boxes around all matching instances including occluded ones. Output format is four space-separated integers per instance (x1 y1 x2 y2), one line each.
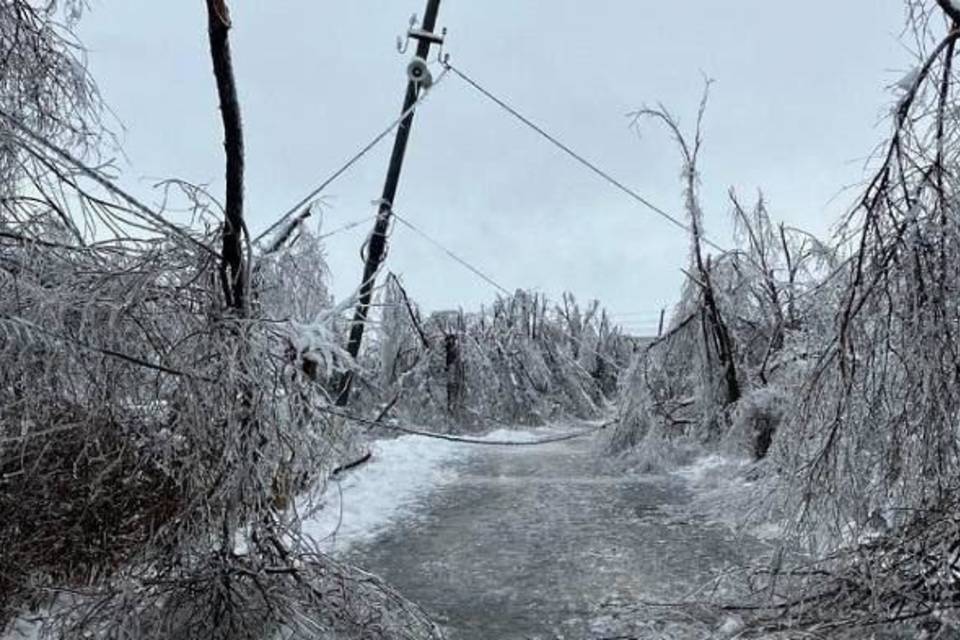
335 0 445 407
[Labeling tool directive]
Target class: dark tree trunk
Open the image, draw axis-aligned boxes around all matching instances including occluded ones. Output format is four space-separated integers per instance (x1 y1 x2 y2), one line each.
445 333 464 415
754 417 776 460
205 0 246 312
203 0 254 537
699 260 740 406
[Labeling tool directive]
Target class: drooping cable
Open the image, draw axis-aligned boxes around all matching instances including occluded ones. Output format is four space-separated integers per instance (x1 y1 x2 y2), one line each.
390 209 628 372
253 66 450 247
445 62 728 254
323 406 611 446
391 211 511 295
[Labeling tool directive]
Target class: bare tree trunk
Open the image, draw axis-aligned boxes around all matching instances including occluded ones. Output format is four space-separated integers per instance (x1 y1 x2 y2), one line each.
937 0 960 23
389 273 430 350
636 89 741 409
445 331 464 416
696 251 740 406
205 0 246 312
203 0 252 543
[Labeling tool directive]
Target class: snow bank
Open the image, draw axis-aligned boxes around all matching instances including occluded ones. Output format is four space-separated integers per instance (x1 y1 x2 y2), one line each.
301 427 546 554
301 434 467 553
2 426 549 638
670 454 786 542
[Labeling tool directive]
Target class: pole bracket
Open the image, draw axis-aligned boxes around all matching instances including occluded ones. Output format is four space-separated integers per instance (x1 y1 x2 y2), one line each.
407 27 445 45
397 12 447 58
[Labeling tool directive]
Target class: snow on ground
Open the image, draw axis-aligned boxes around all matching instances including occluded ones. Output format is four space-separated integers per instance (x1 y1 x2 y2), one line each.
1 426 551 639
1 617 40 640
670 454 786 542
301 427 547 554
671 453 741 485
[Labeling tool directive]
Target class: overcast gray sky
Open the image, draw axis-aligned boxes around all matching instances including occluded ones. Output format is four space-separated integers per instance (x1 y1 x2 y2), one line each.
78 1 910 334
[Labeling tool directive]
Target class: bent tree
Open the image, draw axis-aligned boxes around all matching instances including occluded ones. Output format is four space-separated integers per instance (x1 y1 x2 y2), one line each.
0 3 442 638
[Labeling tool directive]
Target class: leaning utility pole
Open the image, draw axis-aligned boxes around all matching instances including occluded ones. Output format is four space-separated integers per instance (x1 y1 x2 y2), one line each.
335 0 444 406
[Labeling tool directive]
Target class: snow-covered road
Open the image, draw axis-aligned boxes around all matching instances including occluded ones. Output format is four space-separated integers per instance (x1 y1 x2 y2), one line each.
316 425 766 639
2 426 765 639
301 428 545 555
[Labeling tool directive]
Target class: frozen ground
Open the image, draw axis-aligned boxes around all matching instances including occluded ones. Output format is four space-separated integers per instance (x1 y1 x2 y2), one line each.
336 425 773 639
301 427 545 555
302 433 467 554
2 426 772 639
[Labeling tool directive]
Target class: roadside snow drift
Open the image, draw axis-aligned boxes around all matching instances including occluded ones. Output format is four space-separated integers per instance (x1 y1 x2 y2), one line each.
301 428 545 554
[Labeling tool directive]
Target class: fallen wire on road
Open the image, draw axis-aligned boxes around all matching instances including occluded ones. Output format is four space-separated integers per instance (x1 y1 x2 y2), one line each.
322 407 613 446
327 392 402 479
330 451 373 478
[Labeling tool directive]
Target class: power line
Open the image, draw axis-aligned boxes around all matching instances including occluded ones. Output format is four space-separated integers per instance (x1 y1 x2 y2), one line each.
252 66 450 247
388 209 629 372
609 312 664 317
318 215 378 241
444 62 727 254
324 406 611 446
391 211 511 295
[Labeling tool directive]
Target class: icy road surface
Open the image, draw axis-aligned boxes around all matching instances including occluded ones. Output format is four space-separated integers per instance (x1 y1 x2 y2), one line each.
333 426 765 639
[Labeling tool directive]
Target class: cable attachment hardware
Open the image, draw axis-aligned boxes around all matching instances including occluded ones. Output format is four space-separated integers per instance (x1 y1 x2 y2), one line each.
396 13 446 56
406 57 433 89
396 14 418 54
407 27 445 46
433 27 448 63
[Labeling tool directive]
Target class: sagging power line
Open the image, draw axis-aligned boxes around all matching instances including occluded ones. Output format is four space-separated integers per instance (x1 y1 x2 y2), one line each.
392 211 510 295
443 62 728 254
388 207 630 371
267 31 731 381
252 65 449 247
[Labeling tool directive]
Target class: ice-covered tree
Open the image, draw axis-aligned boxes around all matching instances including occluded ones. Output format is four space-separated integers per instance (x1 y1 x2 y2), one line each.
0 3 439 638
